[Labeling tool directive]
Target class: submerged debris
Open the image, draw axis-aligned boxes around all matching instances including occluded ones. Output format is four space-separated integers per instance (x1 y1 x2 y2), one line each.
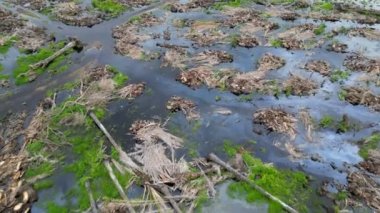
253 109 297 138
342 87 380 111
166 96 200 120
304 60 331 76
53 2 103 27
344 54 380 73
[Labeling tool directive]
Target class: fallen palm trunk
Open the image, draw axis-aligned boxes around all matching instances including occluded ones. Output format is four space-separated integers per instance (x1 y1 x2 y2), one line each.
104 160 136 213
85 181 98 213
89 112 140 172
208 153 298 213
30 40 77 69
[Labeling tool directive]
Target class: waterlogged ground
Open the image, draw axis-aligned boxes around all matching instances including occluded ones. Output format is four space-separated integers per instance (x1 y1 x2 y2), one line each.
0 0 379 212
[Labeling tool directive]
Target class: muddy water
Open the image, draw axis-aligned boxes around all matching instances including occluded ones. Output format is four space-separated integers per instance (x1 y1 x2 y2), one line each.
1 1 380 212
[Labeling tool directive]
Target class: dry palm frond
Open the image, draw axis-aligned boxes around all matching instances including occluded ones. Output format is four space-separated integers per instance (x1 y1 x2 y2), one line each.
166 96 200 121
253 108 297 139
130 120 184 148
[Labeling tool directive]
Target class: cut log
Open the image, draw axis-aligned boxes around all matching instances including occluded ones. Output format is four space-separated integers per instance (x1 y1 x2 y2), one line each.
30 41 77 70
208 153 299 213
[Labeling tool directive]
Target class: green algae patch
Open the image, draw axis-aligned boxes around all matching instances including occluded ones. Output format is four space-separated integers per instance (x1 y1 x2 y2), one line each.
225 146 311 212
25 161 55 178
34 179 54 191
13 41 74 85
0 36 17 54
92 0 126 17
45 202 69 213
358 133 380 159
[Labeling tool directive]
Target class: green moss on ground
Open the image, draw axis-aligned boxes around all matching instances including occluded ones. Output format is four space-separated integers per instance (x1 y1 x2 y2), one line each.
92 0 126 17
319 115 334 128
314 23 327 35
45 202 69 213
0 36 17 54
330 70 350 83
270 39 283 48
34 179 54 191
13 41 73 85
25 161 55 178
358 133 380 159
225 146 311 212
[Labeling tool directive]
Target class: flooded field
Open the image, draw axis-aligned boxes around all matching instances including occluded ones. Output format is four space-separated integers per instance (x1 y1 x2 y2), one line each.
0 0 379 212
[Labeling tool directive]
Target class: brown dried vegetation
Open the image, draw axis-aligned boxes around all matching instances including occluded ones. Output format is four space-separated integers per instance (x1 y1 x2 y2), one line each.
253 109 297 138
342 87 380 112
344 54 380 74
283 75 318 96
166 96 200 120
304 60 331 76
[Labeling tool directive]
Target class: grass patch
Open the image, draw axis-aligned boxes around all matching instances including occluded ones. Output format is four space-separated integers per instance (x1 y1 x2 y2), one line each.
92 0 126 17
319 115 334 128
108 66 128 87
358 133 380 159
227 149 311 212
13 41 73 85
26 140 45 154
313 2 334 11
223 140 237 157
0 73 10 80
270 39 283 48
330 70 350 83
45 202 69 213
25 161 54 178
34 179 54 191
314 23 327 35
338 90 347 101
0 36 17 54
238 93 254 102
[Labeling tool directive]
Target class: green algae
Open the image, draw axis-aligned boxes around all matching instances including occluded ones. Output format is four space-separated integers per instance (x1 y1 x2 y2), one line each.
224 146 311 212
92 0 126 17
34 179 54 191
0 36 17 54
358 133 380 159
319 115 334 128
13 41 73 85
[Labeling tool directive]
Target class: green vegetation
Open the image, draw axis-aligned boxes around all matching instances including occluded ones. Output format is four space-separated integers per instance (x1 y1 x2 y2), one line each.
337 117 350 133
238 93 253 102
129 15 143 24
225 146 311 212
215 95 222 102
0 73 10 80
270 39 283 48
34 179 54 191
0 36 17 54
25 161 54 178
335 191 348 201
191 120 202 133
330 70 350 83
110 68 128 87
13 41 73 85
229 34 239 48
0 64 3 72
319 115 334 128
338 90 347 101
223 140 237 157
213 0 294 9
358 133 380 159
314 23 327 35
313 2 334 11
92 0 126 17
45 202 69 213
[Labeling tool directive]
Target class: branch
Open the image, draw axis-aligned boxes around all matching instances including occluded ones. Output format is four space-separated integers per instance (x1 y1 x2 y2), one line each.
30 41 77 70
208 153 299 213
104 160 136 213
89 112 140 172
85 181 98 213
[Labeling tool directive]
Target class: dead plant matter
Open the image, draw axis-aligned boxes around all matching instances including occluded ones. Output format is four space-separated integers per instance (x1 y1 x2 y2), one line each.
193 50 233 66
283 75 318 96
359 150 380 175
237 36 259 48
257 53 286 71
118 83 145 100
15 26 50 52
166 96 200 120
0 7 24 35
277 24 317 50
162 48 188 70
53 2 103 27
348 28 380 41
327 42 347 53
343 87 380 111
344 54 380 74
253 108 297 138
347 172 380 210
304 60 331 76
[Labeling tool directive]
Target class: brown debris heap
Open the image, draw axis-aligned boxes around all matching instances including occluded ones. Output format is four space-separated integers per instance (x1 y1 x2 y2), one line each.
53 2 103 27
347 172 380 210
344 54 380 73
166 96 200 120
342 87 380 112
283 75 318 96
253 109 297 138
304 60 331 76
